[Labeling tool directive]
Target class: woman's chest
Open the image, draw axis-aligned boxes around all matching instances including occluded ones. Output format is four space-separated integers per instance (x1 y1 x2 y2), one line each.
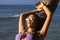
21 35 41 40
21 38 26 40
21 37 41 40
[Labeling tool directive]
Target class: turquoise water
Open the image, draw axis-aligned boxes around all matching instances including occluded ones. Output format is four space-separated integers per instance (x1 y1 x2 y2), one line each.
0 5 60 40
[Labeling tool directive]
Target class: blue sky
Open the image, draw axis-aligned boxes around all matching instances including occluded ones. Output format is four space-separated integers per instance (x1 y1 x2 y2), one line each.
0 0 42 5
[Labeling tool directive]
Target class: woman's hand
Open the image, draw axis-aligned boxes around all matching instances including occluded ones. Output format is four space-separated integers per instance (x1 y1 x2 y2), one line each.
36 2 45 11
39 2 44 9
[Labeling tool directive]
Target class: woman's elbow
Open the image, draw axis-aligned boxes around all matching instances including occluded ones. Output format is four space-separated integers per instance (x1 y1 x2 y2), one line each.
19 13 25 18
20 13 24 16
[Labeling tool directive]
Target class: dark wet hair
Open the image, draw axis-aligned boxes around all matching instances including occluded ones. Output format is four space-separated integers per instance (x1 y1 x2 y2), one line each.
29 13 44 32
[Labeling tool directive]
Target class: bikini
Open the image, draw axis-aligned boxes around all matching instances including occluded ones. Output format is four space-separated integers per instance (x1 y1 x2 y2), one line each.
15 32 40 40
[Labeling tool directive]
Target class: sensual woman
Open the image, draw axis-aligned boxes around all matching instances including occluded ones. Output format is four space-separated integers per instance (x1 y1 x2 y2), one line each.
15 2 52 40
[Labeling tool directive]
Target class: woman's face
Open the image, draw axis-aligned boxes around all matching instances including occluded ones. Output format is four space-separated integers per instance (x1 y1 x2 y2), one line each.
25 15 36 28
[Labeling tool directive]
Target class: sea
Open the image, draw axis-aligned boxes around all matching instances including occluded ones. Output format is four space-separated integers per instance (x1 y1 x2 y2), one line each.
0 5 60 40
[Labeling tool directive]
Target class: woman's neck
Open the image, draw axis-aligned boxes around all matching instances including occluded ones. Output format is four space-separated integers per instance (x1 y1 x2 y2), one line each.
27 28 36 34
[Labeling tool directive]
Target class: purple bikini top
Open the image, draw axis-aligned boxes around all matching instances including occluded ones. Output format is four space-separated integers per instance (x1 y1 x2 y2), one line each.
15 32 39 40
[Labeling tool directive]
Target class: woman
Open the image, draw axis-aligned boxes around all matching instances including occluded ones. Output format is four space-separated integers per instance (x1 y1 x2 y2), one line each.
15 2 52 40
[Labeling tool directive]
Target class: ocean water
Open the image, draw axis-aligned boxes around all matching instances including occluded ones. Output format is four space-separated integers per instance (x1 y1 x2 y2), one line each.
0 5 60 40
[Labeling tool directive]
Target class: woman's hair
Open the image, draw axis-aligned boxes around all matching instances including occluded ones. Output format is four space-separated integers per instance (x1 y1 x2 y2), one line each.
29 14 43 31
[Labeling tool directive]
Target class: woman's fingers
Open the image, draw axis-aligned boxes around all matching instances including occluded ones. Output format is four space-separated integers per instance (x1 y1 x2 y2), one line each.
37 2 44 9
35 2 46 10
40 3 45 8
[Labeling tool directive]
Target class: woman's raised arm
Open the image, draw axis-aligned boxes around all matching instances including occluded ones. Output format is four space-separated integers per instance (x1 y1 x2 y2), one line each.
39 3 52 38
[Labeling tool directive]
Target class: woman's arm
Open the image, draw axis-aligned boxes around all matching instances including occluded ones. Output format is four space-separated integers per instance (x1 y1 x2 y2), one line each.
19 14 26 33
19 9 42 33
39 3 52 38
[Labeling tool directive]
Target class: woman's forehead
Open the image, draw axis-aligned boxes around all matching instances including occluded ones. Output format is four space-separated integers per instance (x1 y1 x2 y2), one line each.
28 15 35 18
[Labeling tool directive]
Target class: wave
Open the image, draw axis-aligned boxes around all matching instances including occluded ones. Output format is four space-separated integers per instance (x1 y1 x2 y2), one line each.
0 14 19 19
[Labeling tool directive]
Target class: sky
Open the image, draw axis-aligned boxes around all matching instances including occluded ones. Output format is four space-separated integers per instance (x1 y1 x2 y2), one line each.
0 0 42 5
